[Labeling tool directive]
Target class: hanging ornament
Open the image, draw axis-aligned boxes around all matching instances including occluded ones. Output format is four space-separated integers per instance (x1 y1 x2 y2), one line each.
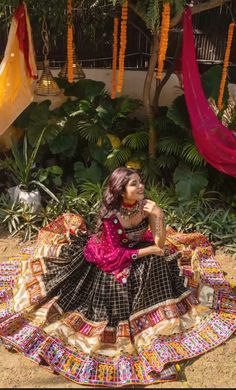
156 2 171 80
35 17 60 96
217 22 235 110
58 43 85 80
111 16 119 99
117 0 128 94
59 0 85 82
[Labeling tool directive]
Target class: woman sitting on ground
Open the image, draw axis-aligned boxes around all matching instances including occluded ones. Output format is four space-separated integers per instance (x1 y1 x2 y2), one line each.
0 167 235 387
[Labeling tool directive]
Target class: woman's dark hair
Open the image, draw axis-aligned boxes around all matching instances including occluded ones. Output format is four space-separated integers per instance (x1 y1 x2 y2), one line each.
96 167 140 232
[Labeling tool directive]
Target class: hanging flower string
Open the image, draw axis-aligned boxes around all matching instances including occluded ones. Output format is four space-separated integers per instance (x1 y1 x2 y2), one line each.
67 0 73 83
156 2 171 80
117 0 128 93
217 22 235 110
111 16 119 99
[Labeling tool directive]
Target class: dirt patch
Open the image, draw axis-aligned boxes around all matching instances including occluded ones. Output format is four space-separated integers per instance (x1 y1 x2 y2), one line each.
0 235 235 388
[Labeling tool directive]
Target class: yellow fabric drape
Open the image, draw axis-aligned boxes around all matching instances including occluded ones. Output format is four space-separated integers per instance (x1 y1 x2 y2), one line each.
0 2 37 135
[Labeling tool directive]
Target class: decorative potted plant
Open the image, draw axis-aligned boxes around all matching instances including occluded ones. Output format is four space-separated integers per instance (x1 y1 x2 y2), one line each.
0 128 59 212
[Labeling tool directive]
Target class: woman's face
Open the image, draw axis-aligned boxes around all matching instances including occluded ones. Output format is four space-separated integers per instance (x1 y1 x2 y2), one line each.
122 173 144 204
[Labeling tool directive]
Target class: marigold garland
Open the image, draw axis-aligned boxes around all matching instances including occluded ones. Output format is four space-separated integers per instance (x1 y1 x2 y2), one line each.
156 2 171 80
217 22 235 110
111 16 119 99
117 1 128 93
67 0 73 83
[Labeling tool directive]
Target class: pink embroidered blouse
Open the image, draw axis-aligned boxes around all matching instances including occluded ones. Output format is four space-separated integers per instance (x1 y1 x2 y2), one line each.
83 216 154 284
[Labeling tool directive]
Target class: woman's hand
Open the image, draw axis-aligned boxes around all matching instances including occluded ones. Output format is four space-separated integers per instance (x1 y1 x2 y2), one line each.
142 199 163 218
137 244 164 259
149 245 164 256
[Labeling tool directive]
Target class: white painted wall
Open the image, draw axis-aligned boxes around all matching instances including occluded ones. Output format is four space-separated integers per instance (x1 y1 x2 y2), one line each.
34 68 183 109
34 67 236 110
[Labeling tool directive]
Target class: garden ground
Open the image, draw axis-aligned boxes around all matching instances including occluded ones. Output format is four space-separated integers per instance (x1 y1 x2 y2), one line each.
0 233 235 388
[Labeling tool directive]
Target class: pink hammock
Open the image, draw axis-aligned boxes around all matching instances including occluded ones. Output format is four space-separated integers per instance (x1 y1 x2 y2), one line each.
182 7 236 177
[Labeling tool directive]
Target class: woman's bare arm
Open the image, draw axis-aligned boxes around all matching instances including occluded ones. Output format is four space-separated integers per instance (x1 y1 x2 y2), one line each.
148 209 166 248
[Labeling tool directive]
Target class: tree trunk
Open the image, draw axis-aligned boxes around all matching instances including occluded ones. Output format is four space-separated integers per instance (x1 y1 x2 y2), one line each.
153 32 182 112
143 34 159 157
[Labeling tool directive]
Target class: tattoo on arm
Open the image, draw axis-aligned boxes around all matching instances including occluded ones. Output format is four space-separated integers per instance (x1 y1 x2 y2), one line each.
149 212 166 248
156 215 165 237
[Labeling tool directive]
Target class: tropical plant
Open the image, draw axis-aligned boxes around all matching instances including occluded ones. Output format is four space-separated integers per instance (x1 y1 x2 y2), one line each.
37 165 63 187
74 161 104 185
14 100 61 148
0 130 59 202
146 183 236 255
166 204 236 255
164 65 236 203
2 0 231 158
2 179 235 255
79 180 107 204
173 164 209 201
13 79 142 185
57 183 101 229
62 80 142 184
145 182 177 212
0 184 101 240
0 193 41 241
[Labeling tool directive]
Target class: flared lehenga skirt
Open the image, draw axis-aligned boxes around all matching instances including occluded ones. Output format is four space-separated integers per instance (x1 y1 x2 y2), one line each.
0 215 236 387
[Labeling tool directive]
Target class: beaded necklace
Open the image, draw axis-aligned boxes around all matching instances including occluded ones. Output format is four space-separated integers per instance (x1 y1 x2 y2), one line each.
119 201 141 220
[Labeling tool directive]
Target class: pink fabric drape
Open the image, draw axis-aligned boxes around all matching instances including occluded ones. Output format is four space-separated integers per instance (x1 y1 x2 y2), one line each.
182 7 236 177
83 217 139 280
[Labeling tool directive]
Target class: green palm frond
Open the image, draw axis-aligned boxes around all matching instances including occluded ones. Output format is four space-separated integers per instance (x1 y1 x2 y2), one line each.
157 136 183 156
105 147 131 171
75 121 105 142
155 154 177 169
181 143 205 167
122 131 148 150
141 158 161 185
156 116 170 134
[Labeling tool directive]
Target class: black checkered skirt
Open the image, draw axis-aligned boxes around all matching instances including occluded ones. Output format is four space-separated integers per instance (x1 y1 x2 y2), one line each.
42 235 188 327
